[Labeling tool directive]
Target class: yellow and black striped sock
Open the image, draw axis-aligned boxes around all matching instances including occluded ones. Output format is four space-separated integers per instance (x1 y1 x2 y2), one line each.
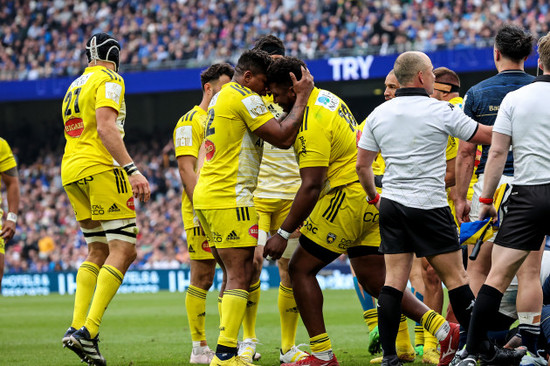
310 333 333 361
278 283 299 354
84 265 124 338
363 308 378 332
71 261 99 330
421 310 448 342
415 325 425 346
186 285 208 342
217 289 248 349
242 280 260 340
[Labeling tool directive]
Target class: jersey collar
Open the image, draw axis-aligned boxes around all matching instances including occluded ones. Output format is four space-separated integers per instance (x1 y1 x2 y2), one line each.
534 75 550 83
395 88 430 97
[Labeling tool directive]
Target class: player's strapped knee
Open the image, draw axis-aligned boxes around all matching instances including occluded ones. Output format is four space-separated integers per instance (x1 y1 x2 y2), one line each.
81 225 108 245
102 218 138 244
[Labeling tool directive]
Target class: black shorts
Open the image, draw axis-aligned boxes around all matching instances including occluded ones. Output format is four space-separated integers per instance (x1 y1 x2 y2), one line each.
495 184 550 251
379 198 460 257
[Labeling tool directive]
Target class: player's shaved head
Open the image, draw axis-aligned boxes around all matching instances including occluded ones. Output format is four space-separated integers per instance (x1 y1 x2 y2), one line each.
538 32 550 71
267 57 306 87
200 63 234 90
235 49 273 76
394 51 431 86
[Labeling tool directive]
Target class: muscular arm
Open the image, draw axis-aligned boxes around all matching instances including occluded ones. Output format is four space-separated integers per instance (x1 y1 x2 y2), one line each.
455 140 476 201
480 132 510 200
96 106 133 166
356 148 379 203
176 155 198 202
1 167 20 240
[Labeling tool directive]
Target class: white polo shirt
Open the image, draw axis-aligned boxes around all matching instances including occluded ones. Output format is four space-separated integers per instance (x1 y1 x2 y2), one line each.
493 76 550 185
359 88 478 209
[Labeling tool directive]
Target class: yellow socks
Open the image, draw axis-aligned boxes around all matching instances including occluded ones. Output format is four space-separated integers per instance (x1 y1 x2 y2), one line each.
310 333 333 361
363 308 378 332
242 280 260 340
71 261 99 329
218 289 248 348
278 283 299 354
415 325 425 347
424 329 438 352
421 310 449 341
186 285 208 342
84 265 124 338
396 314 413 351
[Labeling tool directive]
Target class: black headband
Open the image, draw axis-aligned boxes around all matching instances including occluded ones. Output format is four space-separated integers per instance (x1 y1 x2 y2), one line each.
260 44 285 56
434 81 460 93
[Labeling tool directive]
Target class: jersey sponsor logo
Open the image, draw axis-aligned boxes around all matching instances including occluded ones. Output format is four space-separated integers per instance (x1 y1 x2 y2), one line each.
314 90 339 111
249 224 258 239
205 140 215 161
188 244 195 253
105 82 122 104
226 230 240 241
303 220 318 234
338 238 353 250
242 95 268 119
126 197 135 211
267 103 283 119
326 232 337 244
65 118 84 137
108 203 120 213
212 231 223 243
363 211 379 223
297 136 307 156
175 126 193 147
355 129 362 147
201 240 211 253
92 205 105 215
447 102 455 110
488 105 500 112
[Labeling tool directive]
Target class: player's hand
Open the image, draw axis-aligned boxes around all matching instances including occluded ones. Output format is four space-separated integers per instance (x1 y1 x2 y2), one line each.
1 221 15 241
129 173 151 203
264 234 288 261
454 198 471 224
291 66 314 97
478 203 497 222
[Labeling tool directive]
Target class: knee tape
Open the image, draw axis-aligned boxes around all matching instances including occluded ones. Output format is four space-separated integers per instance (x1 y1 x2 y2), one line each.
81 225 108 245
101 218 138 244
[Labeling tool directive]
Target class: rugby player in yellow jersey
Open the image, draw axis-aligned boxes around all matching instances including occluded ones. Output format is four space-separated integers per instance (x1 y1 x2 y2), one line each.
0 137 20 290
60 33 150 366
232 35 308 364
174 63 234 364
264 57 460 366
193 49 314 366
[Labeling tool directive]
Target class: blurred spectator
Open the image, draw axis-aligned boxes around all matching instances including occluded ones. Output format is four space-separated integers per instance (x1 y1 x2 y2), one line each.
1 0 549 81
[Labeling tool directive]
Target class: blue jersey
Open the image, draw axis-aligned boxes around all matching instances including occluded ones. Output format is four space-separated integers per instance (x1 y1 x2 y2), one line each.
463 70 534 175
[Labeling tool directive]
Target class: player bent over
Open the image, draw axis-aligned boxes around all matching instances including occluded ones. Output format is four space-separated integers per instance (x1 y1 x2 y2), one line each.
264 57 459 366
193 50 314 366
60 33 150 366
174 63 234 364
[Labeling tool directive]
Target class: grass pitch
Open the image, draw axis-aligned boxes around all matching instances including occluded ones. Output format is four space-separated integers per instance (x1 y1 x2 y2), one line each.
0 289 426 366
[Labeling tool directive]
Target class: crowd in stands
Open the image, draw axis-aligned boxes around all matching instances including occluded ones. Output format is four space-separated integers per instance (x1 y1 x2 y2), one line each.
2 142 191 273
1 0 550 81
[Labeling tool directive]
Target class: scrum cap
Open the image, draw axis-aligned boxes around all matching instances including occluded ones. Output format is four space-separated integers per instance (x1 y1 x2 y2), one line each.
86 33 121 71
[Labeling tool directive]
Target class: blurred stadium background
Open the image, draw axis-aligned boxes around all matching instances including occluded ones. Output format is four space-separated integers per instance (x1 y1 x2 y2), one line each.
0 0 545 295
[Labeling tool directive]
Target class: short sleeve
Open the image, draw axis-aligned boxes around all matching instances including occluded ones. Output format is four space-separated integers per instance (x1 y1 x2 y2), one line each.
96 75 125 113
236 94 274 131
357 116 380 152
293 114 331 168
174 112 206 158
442 103 478 142
0 138 17 172
493 94 513 136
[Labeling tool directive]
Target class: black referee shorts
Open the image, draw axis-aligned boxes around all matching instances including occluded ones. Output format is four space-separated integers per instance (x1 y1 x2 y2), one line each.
495 184 550 251
379 198 460 257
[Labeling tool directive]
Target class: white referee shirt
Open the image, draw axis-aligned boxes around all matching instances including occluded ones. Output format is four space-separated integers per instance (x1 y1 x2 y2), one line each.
358 88 478 209
493 76 550 185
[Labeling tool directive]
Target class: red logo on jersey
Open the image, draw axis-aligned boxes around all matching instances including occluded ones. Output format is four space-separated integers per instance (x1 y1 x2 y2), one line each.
65 118 84 137
249 224 258 239
355 129 362 147
202 240 211 253
127 197 135 210
205 140 215 161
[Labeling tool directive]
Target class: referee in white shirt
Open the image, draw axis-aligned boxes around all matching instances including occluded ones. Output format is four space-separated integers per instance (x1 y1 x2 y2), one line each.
455 33 550 366
356 51 494 366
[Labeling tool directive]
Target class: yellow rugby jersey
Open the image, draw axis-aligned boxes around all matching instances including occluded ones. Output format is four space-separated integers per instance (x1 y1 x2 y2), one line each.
294 88 358 196
61 65 126 185
255 94 300 200
193 82 274 209
174 105 207 229
0 138 17 217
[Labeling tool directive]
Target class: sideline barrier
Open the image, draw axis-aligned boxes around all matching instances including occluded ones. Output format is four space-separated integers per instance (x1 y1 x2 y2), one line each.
1 263 354 297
